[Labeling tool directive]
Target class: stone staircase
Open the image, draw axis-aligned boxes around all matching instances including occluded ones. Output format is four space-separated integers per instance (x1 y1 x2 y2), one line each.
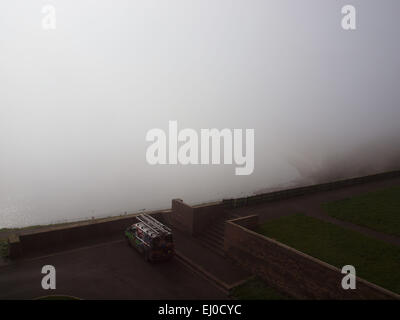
197 212 243 257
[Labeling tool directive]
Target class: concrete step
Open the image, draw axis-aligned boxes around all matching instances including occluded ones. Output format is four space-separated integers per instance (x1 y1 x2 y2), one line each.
202 232 224 247
199 230 225 249
207 227 224 239
212 222 226 233
198 237 225 257
195 213 243 257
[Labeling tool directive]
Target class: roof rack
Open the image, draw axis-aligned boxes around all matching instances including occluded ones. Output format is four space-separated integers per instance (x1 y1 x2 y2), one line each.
136 213 171 236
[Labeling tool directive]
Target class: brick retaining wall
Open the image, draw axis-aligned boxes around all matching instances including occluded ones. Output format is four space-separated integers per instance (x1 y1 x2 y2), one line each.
224 215 400 300
170 199 226 235
8 211 170 259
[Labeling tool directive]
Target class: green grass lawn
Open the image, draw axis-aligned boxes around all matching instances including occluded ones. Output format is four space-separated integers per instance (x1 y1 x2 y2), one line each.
322 186 400 236
231 277 287 300
257 213 400 294
0 240 9 258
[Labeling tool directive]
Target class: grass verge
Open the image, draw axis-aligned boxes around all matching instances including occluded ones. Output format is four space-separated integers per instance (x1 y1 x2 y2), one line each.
257 213 400 294
0 240 9 258
230 277 287 300
322 186 400 236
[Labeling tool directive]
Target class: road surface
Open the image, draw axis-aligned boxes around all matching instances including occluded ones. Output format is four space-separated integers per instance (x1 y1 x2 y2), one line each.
0 238 226 300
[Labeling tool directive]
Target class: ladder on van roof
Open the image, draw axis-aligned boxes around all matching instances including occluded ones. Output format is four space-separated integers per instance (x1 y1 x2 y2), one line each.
136 213 171 235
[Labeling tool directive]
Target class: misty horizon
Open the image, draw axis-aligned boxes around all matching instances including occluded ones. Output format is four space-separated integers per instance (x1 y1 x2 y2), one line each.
1 0 400 228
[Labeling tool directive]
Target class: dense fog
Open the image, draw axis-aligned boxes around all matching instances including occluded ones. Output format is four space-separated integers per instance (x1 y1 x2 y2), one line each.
1 1 399 228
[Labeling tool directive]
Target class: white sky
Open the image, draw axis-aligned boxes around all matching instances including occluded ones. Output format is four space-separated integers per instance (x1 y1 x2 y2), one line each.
1 0 399 227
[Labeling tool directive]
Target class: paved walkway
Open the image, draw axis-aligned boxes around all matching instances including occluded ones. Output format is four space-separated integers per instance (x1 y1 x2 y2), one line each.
229 175 400 246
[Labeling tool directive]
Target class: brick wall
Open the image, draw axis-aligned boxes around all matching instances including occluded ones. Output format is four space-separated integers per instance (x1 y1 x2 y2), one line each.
8 211 170 258
170 199 195 234
170 199 226 235
224 216 399 300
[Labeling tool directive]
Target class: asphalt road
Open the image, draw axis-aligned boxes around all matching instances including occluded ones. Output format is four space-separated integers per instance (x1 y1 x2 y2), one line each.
0 239 226 300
